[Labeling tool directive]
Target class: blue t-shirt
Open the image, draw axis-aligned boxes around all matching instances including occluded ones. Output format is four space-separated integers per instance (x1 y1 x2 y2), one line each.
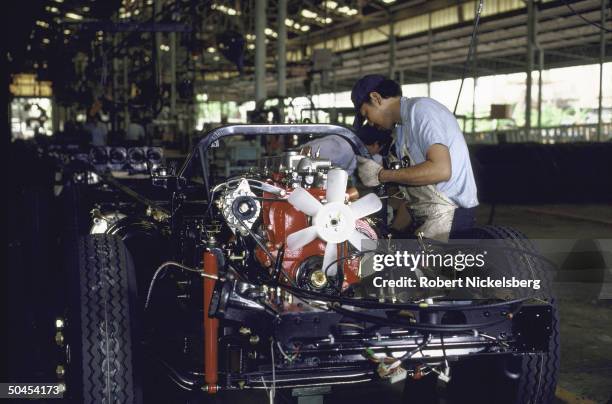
395 97 478 208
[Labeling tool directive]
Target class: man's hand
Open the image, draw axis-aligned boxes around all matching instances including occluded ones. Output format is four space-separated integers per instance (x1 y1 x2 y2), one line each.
356 156 384 187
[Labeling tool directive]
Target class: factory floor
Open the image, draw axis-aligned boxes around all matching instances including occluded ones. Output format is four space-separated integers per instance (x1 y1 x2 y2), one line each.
476 203 612 404
209 204 612 404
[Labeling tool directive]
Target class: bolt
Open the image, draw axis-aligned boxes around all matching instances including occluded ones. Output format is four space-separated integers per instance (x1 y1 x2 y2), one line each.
310 270 327 288
55 331 64 347
56 365 65 379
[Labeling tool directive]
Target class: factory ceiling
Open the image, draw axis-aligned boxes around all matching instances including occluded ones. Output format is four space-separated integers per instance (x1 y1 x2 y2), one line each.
6 0 612 103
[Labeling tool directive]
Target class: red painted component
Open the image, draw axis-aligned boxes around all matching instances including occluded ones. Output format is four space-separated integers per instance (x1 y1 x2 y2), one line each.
203 250 219 394
255 184 371 284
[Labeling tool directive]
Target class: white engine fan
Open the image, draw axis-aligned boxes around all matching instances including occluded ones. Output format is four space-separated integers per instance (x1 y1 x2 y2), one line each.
286 168 382 275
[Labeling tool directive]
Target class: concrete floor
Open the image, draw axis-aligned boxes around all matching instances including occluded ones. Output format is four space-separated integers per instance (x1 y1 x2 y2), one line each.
477 203 612 404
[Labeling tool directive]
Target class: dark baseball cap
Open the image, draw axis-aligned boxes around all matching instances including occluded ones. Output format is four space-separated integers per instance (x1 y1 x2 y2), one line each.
351 74 386 129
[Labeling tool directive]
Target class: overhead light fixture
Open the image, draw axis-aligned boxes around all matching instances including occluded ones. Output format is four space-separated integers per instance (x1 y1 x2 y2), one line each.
246 33 255 41
300 9 318 19
82 6 90 12
46 6 59 13
207 47 216 53
36 20 50 28
264 28 278 38
247 43 255 50
53 0 64 3
300 25 310 32
293 22 301 29
42 38 50 44
213 55 220 61
381 0 396 3
160 44 170 51
338 6 358 16
323 1 338 9
285 18 294 26
65 12 83 20
211 3 240 16
64 29 71 35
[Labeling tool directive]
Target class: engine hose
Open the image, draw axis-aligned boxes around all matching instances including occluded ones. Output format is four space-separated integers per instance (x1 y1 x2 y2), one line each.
234 214 298 287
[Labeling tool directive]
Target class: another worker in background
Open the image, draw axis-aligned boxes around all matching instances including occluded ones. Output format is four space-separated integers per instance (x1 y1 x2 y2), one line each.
352 74 478 241
84 113 108 146
301 134 359 177
300 125 391 178
357 124 392 165
126 113 146 146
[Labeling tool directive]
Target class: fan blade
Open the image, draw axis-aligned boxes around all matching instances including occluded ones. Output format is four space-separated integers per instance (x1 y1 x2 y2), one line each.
326 168 348 203
350 193 382 219
347 230 364 251
288 187 322 217
322 242 338 276
286 226 318 250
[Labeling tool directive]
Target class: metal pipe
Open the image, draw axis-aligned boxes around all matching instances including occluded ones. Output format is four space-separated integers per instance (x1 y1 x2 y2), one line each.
389 19 396 79
112 35 119 132
123 56 129 131
538 49 544 133
597 0 607 142
154 0 162 90
203 250 219 394
472 6 478 135
525 0 536 135
170 32 177 118
277 0 287 99
427 13 432 97
255 0 267 103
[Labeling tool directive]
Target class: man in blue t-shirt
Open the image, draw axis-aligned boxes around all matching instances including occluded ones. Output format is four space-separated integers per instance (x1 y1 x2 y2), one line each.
352 74 478 240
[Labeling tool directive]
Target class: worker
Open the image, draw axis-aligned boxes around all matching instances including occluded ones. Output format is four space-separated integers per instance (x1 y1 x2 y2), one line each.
301 134 359 177
301 125 392 178
351 74 478 241
126 114 146 146
84 113 108 146
356 124 392 165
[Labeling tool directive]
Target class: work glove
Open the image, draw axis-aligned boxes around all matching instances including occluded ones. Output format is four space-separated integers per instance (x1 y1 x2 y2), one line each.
356 156 383 187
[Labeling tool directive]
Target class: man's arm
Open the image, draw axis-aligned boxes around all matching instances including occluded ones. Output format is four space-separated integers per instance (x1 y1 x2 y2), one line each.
379 143 451 186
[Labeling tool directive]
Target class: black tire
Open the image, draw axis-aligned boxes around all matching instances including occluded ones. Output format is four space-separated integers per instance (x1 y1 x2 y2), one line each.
449 225 560 404
65 235 142 403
